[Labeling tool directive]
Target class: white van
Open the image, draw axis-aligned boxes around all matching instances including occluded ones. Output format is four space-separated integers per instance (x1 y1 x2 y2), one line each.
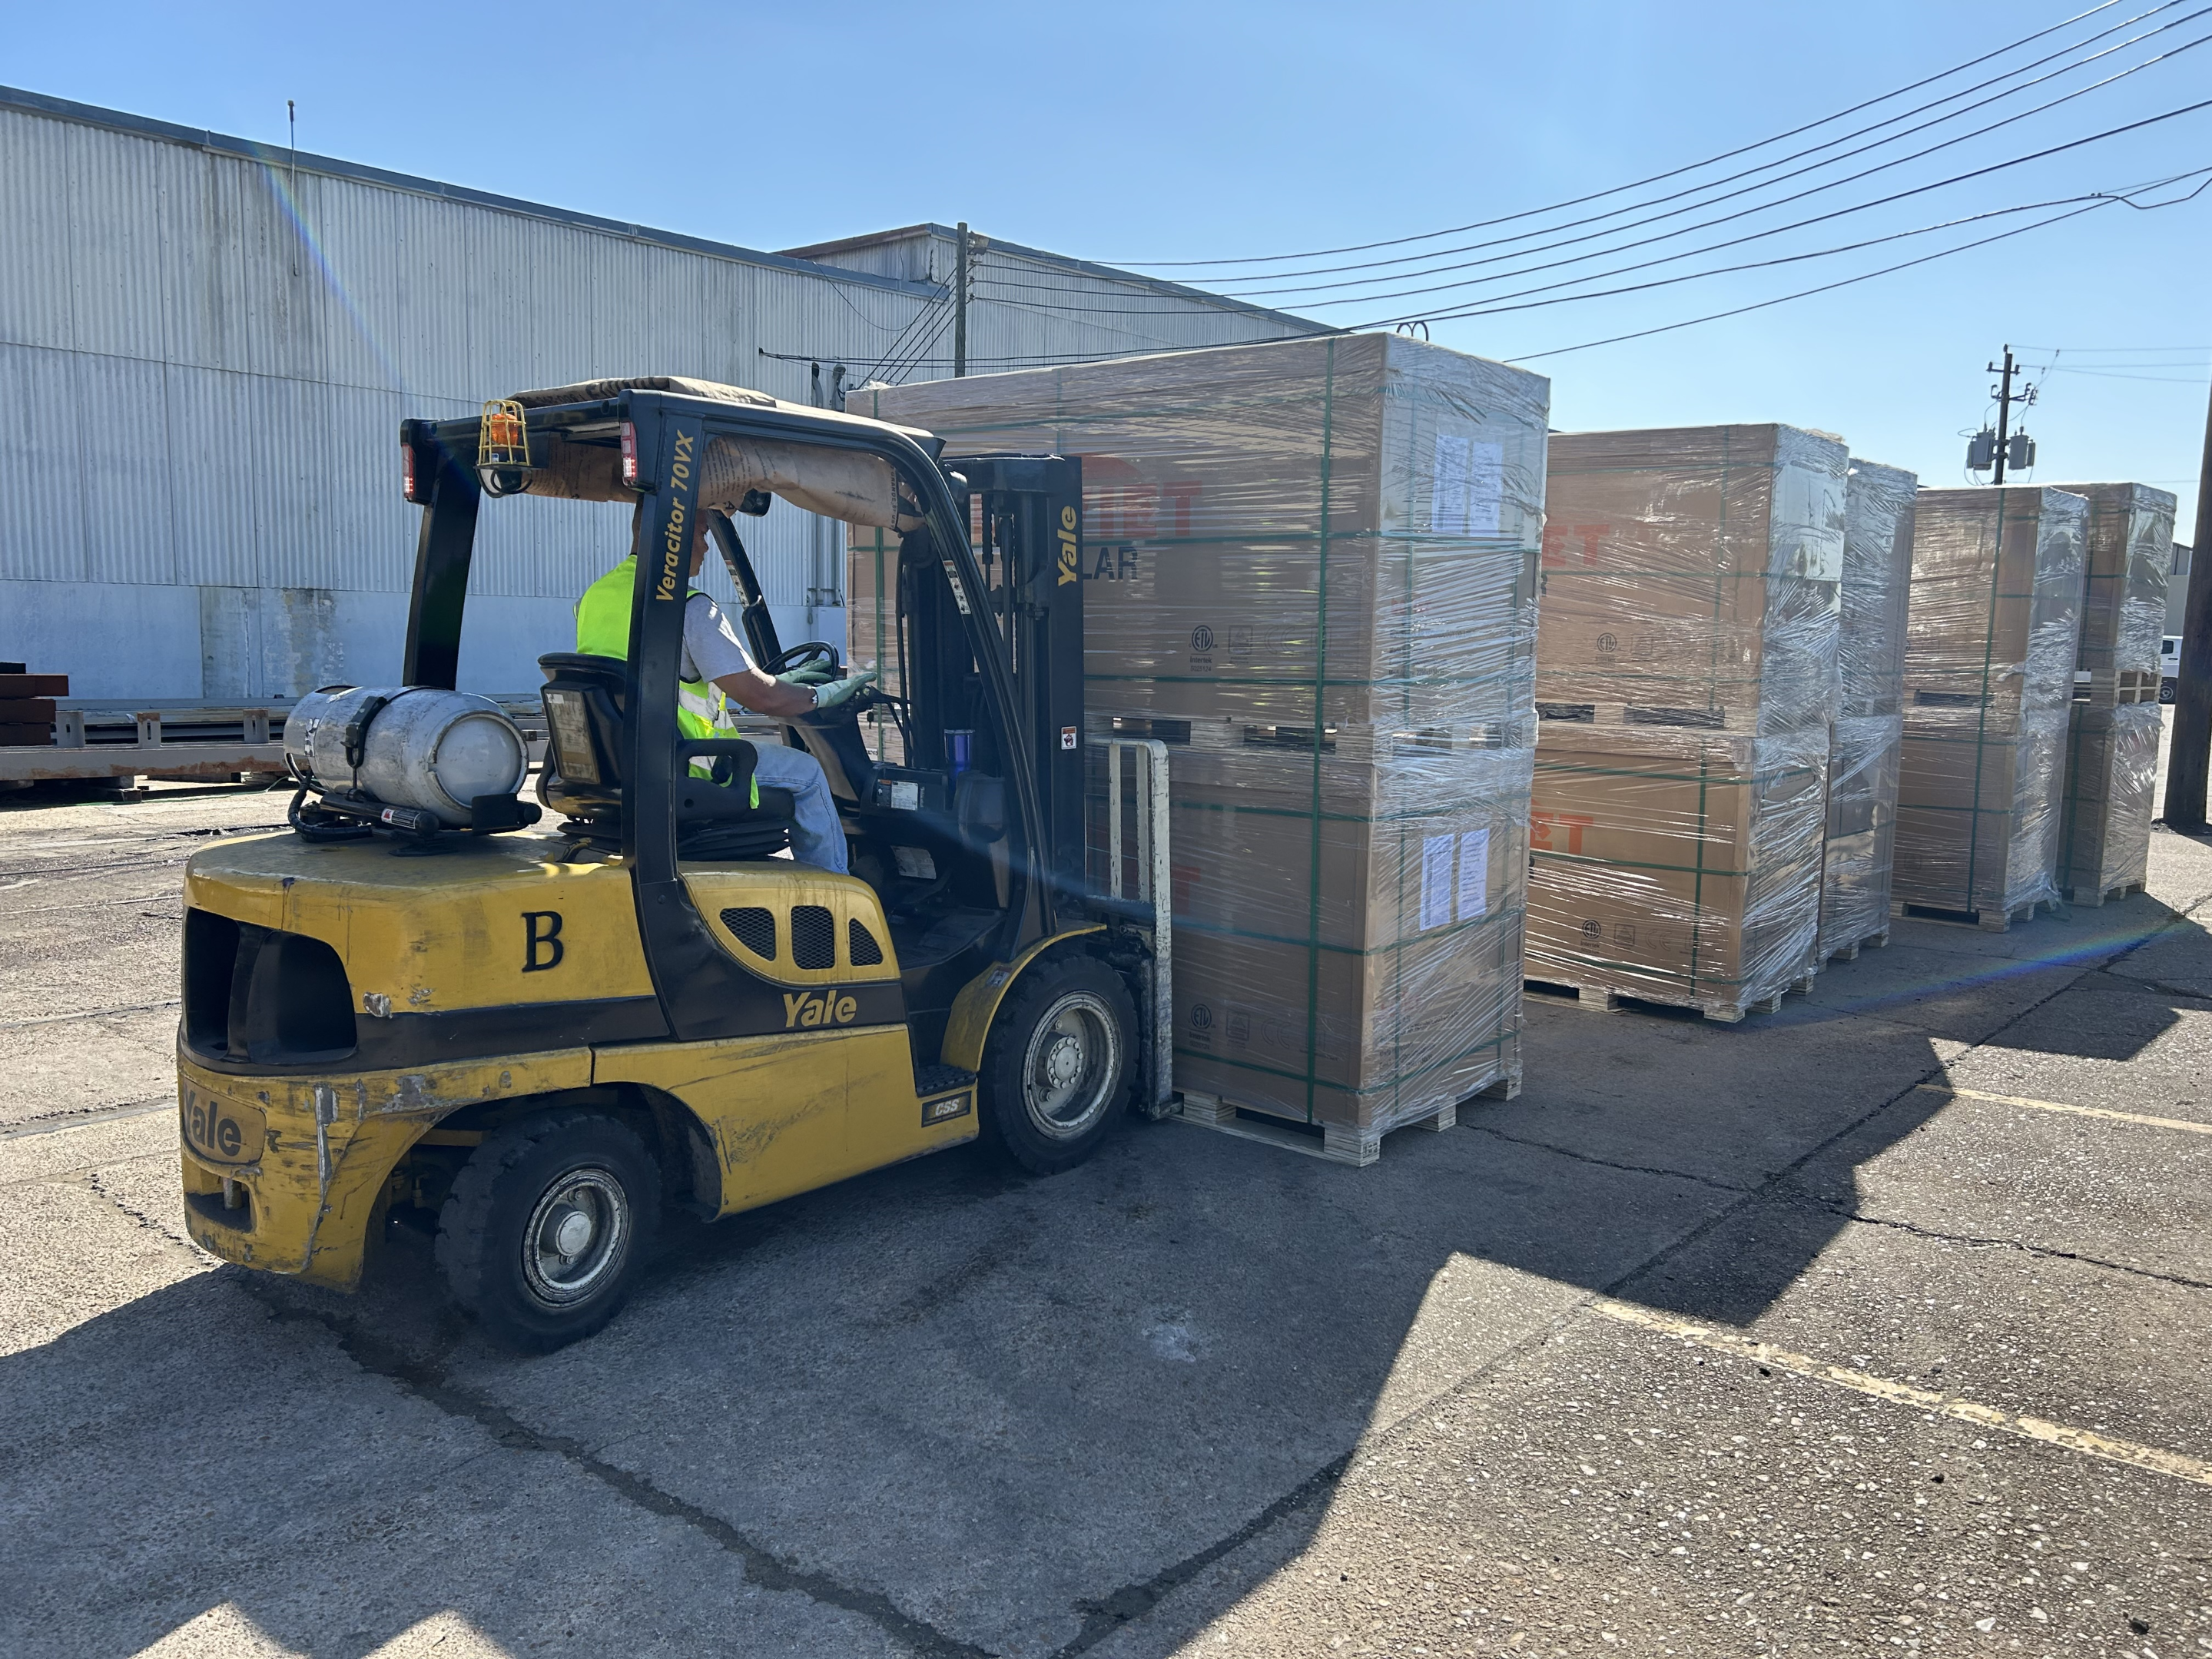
2163 635 2180 702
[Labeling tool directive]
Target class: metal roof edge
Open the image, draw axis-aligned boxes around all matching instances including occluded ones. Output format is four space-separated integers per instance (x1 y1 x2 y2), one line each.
780 219 1332 337
0 82 942 300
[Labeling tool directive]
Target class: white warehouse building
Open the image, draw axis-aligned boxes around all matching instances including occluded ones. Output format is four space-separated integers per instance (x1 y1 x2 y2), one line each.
0 85 1320 702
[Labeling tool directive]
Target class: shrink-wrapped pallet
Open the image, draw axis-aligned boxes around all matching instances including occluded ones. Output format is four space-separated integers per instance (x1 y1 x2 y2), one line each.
853 334 1547 1155
2041 483 2171 905
2048 482 2175 707
1530 424 1841 1017
1819 459 1915 960
1538 425 1846 735
2059 701 2160 905
1894 486 2086 924
1822 712 1904 960
1527 725 1829 1019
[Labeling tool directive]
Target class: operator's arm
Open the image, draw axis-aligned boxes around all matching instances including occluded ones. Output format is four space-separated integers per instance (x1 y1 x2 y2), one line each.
683 593 814 719
711 666 815 720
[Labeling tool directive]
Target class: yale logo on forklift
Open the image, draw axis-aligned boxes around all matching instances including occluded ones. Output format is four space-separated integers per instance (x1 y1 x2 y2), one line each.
1056 505 1079 586
783 990 859 1029
181 1087 264 1166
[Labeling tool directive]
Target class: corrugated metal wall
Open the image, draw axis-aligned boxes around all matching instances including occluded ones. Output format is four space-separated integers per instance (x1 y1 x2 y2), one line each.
0 92 1314 701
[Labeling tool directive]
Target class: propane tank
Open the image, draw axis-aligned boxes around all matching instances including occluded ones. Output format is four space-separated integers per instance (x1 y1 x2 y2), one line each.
285 686 529 828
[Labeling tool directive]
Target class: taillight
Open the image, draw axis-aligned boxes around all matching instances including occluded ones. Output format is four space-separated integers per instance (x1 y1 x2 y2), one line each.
619 421 639 487
400 443 419 503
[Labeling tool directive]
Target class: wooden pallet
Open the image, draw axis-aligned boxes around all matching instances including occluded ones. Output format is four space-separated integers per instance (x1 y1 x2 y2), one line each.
2064 880 2144 909
1523 974 1809 1024
1890 897 2057 933
2073 668 2161 708
1172 1077 1514 1167
1537 700 1759 734
1819 927 1891 964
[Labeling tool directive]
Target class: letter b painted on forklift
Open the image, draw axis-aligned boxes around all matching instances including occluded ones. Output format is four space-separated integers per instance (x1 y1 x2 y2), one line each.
522 911 565 972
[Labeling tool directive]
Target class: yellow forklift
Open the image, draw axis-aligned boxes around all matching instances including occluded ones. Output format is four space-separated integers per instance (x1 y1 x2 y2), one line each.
175 377 1168 1349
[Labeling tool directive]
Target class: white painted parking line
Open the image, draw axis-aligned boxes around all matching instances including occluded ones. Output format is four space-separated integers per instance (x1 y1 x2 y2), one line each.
1594 1298 2212 1490
1916 1081 2212 1137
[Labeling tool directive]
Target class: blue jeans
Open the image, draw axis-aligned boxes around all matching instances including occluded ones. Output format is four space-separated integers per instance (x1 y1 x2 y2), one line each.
752 743 848 873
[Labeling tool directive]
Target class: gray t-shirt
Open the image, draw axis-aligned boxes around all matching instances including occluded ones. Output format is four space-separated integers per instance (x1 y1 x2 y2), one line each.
682 592 757 685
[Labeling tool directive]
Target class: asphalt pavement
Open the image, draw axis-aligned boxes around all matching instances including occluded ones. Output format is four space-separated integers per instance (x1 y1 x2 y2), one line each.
2 771 2208 1658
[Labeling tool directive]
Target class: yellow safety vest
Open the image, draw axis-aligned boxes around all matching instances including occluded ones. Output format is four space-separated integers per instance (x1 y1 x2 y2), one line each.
576 556 754 797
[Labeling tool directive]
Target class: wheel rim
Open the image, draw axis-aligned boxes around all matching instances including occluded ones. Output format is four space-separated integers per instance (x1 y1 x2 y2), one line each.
1020 991 1121 1141
520 1166 631 1309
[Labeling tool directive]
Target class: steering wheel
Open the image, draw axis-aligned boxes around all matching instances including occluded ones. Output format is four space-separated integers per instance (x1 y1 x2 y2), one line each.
764 640 841 677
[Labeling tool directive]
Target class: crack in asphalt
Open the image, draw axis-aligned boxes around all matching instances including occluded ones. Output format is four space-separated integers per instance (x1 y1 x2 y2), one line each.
251 1296 997 1659
42 890 2211 1657
1821 1204 2212 1292
1460 1123 1753 1195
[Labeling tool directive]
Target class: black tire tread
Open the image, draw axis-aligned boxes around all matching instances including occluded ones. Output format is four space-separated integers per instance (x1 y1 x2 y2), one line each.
434 1107 658 1349
978 954 1137 1176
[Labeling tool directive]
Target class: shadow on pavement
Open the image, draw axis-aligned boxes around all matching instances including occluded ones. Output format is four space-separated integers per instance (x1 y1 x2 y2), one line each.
4 894 2199 1657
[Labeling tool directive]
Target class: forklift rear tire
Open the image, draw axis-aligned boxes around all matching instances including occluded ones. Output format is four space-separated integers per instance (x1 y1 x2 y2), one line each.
979 956 1136 1175
435 1109 661 1352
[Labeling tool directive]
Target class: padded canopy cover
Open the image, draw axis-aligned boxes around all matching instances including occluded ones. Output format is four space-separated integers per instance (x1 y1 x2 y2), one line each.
506 376 930 530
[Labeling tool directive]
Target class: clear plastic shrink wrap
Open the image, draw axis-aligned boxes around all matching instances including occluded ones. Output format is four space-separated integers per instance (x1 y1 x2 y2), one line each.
1893 486 2088 919
1820 460 1916 959
1530 426 1843 1017
2045 483 2172 903
854 334 1547 1133
2060 699 2161 901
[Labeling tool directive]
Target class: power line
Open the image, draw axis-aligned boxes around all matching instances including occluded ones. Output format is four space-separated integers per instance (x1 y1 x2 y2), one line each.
1103 0 2142 267
963 91 2212 326
1336 173 2209 330
1225 20 2212 304
1501 198 2111 363
1210 0 2202 293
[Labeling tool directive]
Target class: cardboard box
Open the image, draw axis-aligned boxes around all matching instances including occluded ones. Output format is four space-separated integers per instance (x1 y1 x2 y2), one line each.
849 334 1547 736
1537 425 1846 733
2041 482 2174 702
1893 706 2071 915
1527 725 1827 1012
2059 701 2159 900
1820 712 1902 957
1839 460 1917 716
1171 916 1523 1134
1902 486 2086 731
1893 487 2085 917
861 335 1548 1132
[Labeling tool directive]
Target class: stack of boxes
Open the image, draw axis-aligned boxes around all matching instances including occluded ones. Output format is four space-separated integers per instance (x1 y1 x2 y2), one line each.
2052 483 2173 905
0 664 65 748
852 334 1549 1160
1820 461 1916 961
1893 487 2088 926
1527 425 1845 1020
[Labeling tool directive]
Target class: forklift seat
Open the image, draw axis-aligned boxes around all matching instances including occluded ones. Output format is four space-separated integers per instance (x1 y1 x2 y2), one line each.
536 653 795 858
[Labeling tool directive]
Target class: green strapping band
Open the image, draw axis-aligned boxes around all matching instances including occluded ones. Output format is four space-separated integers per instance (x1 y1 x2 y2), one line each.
1963 492 2009 908
1303 337 1335 1123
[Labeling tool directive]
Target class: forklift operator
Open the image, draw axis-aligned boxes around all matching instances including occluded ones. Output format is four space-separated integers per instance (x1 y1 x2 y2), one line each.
575 523 874 873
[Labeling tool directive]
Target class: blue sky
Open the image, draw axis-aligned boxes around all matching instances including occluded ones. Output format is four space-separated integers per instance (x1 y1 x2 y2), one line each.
8 0 2208 533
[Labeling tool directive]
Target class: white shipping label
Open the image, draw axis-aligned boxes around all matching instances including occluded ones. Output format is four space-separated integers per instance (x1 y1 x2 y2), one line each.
1420 834 1455 931
1457 828 1490 921
1430 433 1504 536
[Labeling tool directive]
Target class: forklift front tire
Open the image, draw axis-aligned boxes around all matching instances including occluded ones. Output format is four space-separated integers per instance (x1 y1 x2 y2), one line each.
979 956 1137 1175
435 1109 661 1352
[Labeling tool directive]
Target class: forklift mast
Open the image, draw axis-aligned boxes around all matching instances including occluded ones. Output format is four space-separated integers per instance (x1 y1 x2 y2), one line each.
956 456 1085 907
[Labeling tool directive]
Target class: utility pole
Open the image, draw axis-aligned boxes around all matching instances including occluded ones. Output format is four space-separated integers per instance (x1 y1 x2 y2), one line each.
1990 346 2018 484
2164 377 2212 831
953 221 970 379
1966 346 2037 484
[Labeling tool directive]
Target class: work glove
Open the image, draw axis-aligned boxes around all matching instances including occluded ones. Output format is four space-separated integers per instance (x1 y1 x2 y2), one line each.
776 662 839 688
811 669 878 713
